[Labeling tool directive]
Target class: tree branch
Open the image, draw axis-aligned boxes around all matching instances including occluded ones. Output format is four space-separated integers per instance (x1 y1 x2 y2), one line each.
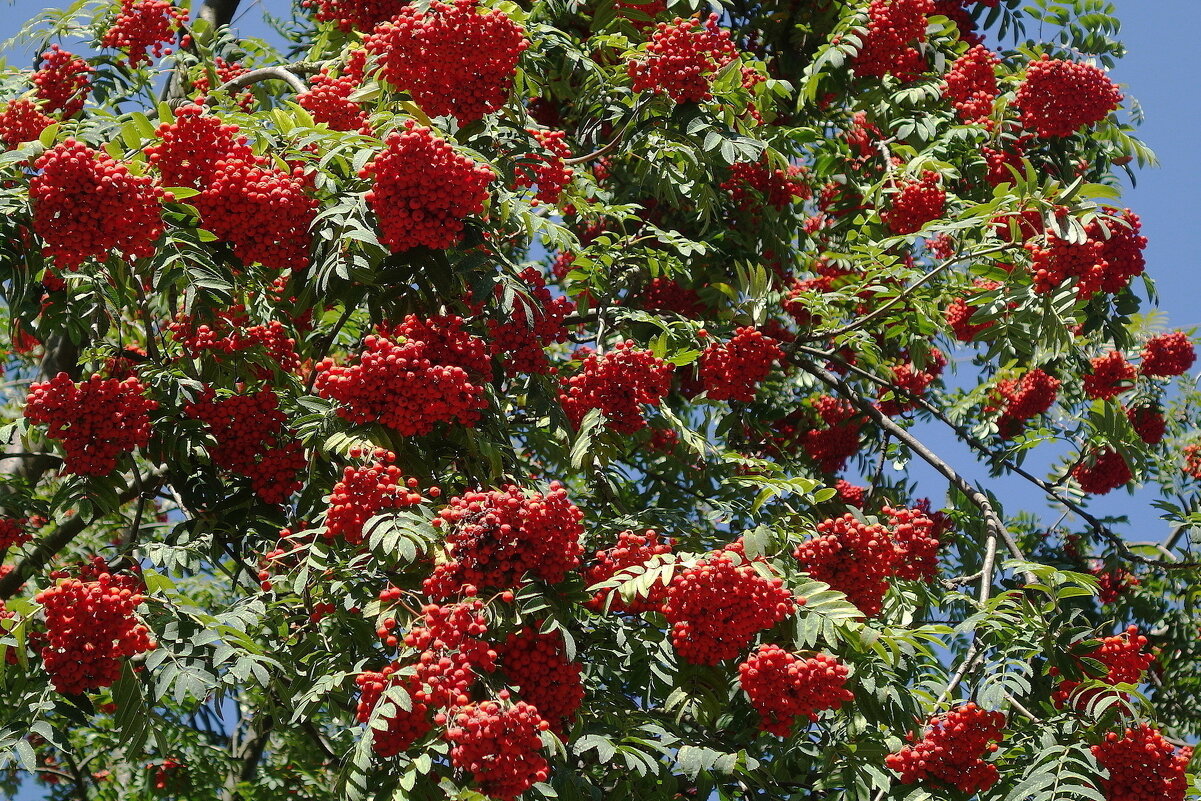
212 66 309 97
794 242 1015 345
794 355 1036 589
0 466 168 599
796 343 1201 571
161 0 245 105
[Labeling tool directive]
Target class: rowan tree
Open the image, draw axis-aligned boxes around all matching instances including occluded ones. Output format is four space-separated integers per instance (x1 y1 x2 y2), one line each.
0 0 1198 799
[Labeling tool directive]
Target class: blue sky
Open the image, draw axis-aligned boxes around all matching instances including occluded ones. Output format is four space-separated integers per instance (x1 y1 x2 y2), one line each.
1 0 1199 797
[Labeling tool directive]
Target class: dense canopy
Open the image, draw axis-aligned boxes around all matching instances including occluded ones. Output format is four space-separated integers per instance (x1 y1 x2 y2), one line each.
0 0 1199 799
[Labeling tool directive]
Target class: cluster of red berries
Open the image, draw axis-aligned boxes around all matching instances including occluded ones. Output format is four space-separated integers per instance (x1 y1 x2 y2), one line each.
36 570 155 694
886 704 1006 793
398 597 497 706
515 129 574 206
355 665 432 756
30 139 165 271
854 0 933 82
1022 207 1143 299
25 373 156 476
799 395 863 473
363 0 528 124
184 387 305 504
639 278 706 319
1185 444 1201 482
882 171 945 234
393 315 491 378
314 327 487 436
196 158 317 272
1015 56 1122 138
699 327 783 403
499 627 584 735
1052 626 1152 709
298 49 370 133
1091 724 1191 801
737 644 853 736
982 141 1028 185
1127 405 1166 445
1083 351 1136 400
943 44 998 123
627 14 738 104
487 268 575 375
445 700 550 800
720 161 809 212
1093 565 1140 605
100 0 189 66
146 103 256 188
323 450 425 544
559 342 673 434
361 121 494 252
946 280 1002 342
423 483 584 599
988 368 1060 438
885 505 943 581
169 307 300 372
1140 331 1195 377
878 350 946 416
302 0 405 30
794 514 897 616
585 528 674 612
836 479 867 507
0 99 55 150
661 550 795 664
1072 448 1132 495
32 46 92 117
0 517 35 551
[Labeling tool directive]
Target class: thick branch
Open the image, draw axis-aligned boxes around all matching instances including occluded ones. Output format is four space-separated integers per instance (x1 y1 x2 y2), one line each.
0 467 167 599
212 67 309 97
223 713 275 801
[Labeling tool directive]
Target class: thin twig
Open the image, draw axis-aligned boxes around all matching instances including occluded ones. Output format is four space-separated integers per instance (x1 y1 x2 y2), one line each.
795 242 1015 344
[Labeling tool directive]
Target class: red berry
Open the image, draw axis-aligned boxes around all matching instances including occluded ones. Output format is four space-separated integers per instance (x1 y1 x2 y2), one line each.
882 171 945 235
943 45 999 123
1072 448 1132 495
1091 724 1191 801
36 570 156 694
662 549 795 664
559 342 673 434
100 0 188 66
444 700 550 800
699 327 784 403
423 483 584 599
1083 351 1136 400
853 0 934 82
30 139 165 271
